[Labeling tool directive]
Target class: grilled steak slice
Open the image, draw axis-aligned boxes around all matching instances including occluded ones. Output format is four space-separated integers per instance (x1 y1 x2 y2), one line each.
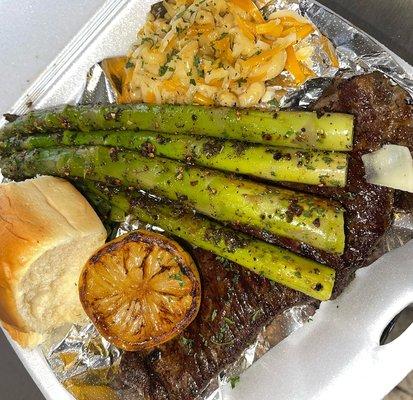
238 71 413 296
117 72 413 400
315 71 413 152
116 251 312 400
314 71 413 214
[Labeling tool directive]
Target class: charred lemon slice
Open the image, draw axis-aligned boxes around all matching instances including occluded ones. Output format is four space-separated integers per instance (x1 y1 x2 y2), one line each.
79 230 201 351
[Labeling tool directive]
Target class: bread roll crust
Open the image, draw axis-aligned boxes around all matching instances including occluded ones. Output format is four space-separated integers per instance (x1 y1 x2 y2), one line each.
0 176 107 347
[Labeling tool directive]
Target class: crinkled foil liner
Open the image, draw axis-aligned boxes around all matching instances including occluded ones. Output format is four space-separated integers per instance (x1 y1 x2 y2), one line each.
2 0 412 399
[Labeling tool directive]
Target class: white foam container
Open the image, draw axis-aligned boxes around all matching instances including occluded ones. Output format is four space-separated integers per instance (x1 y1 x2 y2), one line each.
0 1 412 399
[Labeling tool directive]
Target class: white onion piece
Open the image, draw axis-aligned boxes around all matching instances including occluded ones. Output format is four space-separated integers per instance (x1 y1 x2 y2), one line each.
362 144 413 193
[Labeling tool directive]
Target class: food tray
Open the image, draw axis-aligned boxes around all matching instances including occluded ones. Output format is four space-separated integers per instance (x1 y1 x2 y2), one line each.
1 1 412 399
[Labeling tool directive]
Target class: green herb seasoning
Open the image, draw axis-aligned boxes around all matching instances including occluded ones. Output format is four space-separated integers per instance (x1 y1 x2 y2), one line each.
251 308 263 322
236 78 247 87
140 37 155 47
125 60 135 69
193 55 205 78
211 321 234 345
169 272 185 287
229 376 240 389
179 336 194 349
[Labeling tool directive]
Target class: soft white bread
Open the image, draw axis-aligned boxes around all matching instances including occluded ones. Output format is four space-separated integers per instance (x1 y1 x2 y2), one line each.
0 176 107 348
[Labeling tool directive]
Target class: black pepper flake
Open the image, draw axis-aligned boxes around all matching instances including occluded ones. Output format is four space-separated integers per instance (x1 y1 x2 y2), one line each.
314 283 323 291
3 113 19 123
191 114 198 121
156 134 170 144
313 218 320 227
203 139 224 158
286 198 303 222
140 141 156 158
147 349 161 363
262 133 272 141
184 154 194 164
177 194 189 202
109 147 119 162
204 226 249 253
231 141 248 156
316 110 325 119
272 150 292 161
272 151 282 160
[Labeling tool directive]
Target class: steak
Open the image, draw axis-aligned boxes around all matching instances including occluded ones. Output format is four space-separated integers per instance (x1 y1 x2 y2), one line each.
116 72 413 400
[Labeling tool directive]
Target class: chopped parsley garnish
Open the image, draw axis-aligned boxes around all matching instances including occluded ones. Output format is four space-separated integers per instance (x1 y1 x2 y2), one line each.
267 98 279 107
215 255 232 268
167 49 179 62
322 155 334 164
159 49 179 76
211 309 218 321
236 77 247 87
141 37 155 47
169 272 185 287
125 60 135 69
159 65 168 76
179 336 194 349
190 78 196 85
229 376 240 389
284 130 295 138
211 320 234 345
251 309 263 322
174 10 185 19
193 55 205 78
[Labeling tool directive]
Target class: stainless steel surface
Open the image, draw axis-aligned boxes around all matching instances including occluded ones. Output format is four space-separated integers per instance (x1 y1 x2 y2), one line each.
0 0 411 399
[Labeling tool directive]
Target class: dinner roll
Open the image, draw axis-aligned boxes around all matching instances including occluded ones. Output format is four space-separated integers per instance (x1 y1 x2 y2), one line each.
0 176 107 348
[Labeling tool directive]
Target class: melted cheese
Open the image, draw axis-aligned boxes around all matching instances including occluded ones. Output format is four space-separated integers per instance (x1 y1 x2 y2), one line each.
362 145 413 193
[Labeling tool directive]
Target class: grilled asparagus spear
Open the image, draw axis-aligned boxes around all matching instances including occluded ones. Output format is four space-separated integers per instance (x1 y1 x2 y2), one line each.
0 104 354 151
0 146 345 253
82 182 335 301
1 130 348 187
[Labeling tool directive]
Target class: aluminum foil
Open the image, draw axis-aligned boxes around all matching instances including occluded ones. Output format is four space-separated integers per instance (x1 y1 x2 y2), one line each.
7 0 411 399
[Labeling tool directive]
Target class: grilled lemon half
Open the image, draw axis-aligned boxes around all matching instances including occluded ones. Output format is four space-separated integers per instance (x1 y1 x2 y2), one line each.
79 230 201 351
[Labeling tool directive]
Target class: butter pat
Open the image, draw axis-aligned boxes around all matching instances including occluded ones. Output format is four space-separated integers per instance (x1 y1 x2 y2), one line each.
362 144 413 193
